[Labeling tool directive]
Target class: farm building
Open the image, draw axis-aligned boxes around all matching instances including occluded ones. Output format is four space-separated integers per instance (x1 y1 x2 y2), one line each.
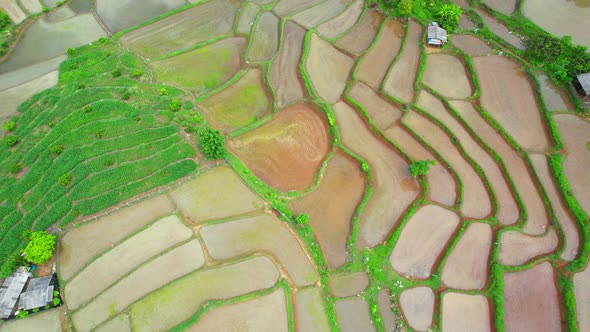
427 22 447 46
573 73 590 106
0 268 31 319
0 269 57 319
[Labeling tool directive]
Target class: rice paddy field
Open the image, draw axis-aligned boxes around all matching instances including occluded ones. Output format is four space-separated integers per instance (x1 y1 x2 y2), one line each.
0 0 589 331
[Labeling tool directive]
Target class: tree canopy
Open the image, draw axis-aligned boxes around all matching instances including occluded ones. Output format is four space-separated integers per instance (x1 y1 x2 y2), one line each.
23 231 57 265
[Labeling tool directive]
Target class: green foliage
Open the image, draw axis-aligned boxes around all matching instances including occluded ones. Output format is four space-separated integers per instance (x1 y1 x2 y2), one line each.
409 160 436 177
525 34 590 84
159 88 168 96
111 68 122 77
83 105 93 113
4 134 18 147
0 9 11 31
9 163 23 174
0 254 24 278
52 297 60 306
32 308 39 313
169 99 181 112
197 127 226 160
58 173 72 186
295 213 310 226
122 91 131 100
49 144 64 155
361 161 369 173
23 231 56 264
131 69 143 78
398 0 413 16
17 310 29 319
2 119 16 131
67 47 76 57
436 3 462 31
42 5 49 12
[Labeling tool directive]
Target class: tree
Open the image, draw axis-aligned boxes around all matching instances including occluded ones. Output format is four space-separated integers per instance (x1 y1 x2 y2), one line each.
409 160 436 177
197 127 226 160
398 0 413 16
436 3 462 32
23 231 57 264
0 10 11 31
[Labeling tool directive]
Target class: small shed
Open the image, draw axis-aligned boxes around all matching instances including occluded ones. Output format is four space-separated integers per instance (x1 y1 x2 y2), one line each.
573 73 590 105
18 275 54 311
0 268 31 319
427 22 447 46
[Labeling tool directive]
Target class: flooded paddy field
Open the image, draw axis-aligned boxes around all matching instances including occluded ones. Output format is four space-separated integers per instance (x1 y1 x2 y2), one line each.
0 0 589 331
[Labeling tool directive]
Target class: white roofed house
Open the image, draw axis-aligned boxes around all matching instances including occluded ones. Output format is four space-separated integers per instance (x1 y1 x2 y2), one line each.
0 268 31 319
427 22 448 46
0 268 58 319
573 72 590 107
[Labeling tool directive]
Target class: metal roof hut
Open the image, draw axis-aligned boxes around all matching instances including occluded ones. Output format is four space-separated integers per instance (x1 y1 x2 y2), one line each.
427 22 447 46
18 275 54 311
573 73 590 105
0 268 31 319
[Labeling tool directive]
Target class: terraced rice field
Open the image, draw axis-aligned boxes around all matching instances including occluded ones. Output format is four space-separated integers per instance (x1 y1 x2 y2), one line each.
0 0 589 331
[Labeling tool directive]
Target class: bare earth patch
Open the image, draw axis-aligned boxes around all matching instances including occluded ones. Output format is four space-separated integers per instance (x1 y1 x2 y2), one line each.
422 54 472 99
290 151 366 269
441 293 491 332
335 297 376 332
328 271 369 297
451 34 492 56
349 81 402 130
295 287 332 332
335 10 383 56
270 21 306 109
317 0 364 39
246 11 280 62
399 287 434 331
390 205 459 278
499 229 558 266
228 103 329 192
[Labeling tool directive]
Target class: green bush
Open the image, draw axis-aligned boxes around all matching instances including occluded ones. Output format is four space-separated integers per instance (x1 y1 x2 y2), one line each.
197 127 226 160
409 160 436 177
159 88 168 96
122 91 131 100
58 173 72 186
131 69 143 78
23 231 56 264
4 134 18 147
0 254 24 278
0 10 12 31
83 105 93 113
525 34 590 83
9 163 23 175
169 99 181 112
66 47 75 57
50 144 64 155
2 119 16 131
52 297 60 306
398 0 413 16
17 310 29 319
32 308 39 313
111 68 122 77
436 3 462 31
295 213 310 226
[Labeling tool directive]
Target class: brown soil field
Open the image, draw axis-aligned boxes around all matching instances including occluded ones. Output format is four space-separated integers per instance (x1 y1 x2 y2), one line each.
451 35 492 56
333 102 418 247
536 73 574 111
554 114 590 214
236 2 260 34
0 0 26 24
349 81 402 130
459 15 474 30
295 287 332 332
198 69 269 134
475 9 524 50
390 205 459 278
450 100 550 234
384 126 457 207
474 55 549 152
246 11 280 62
306 33 354 104
503 262 562 332
382 20 422 103
0 70 58 122
187 289 288 332
574 264 590 332
199 213 318 287
273 0 324 17
499 229 558 266
291 0 350 29
58 195 175 281
399 287 434 331
335 10 383 56
441 222 492 290
419 92 518 225
403 111 492 219
228 103 329 192
289 151 366 269
317 0 364 39
72 240 205 332
356 18 404 89
483 0 515 15
150 37 246 95
378 290 397 332
328 271 369 297
422 54 472 99
119 0 240 59
95 314 130 332
530 154 579 261
270 20 305 109
64 216 192 309
335 297 376 332
130 255 279 332
441 293 491 332
170 166 263 224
